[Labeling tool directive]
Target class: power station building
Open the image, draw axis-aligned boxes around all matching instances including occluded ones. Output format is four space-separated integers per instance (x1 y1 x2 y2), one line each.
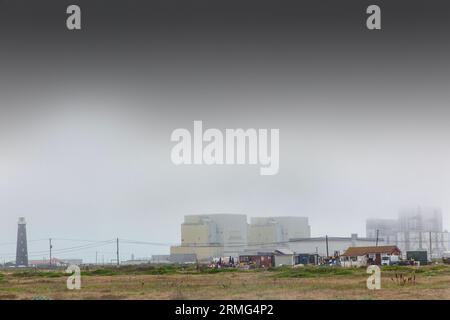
170 214 311 261
247 216 311 251
366 207 450 258
170 214 248 261
366 218 398 243
287 234 382 257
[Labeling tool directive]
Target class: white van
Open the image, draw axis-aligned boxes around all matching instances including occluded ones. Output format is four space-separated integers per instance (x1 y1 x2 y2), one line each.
381 255 400 266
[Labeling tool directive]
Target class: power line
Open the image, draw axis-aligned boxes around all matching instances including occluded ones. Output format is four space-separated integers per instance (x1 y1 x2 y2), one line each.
120 238 441 247
50 238 106 243
1 237 433 256
50 240 115 252
0 239 48 246
2 234 445 262
119 239 176 246
0 240 116 260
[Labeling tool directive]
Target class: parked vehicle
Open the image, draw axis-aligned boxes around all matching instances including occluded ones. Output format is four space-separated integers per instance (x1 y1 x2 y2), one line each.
443 251 450 264
381 255 400 266
406 251 428 265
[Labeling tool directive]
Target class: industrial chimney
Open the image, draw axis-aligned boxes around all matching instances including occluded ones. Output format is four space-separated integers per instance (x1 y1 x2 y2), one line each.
16 217 28 267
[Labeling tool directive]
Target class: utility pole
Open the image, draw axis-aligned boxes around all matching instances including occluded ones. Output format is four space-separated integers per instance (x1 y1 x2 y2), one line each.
49 238 53 268
376 229 379 247
116 238 120 266
95 251 98 265
429 231 432 262
325 235 329 258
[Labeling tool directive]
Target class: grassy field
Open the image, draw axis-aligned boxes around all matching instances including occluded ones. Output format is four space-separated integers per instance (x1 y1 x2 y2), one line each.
0 264 449 300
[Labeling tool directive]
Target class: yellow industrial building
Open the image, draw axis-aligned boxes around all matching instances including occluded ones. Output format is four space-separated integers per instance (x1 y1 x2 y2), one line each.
170 214 311 262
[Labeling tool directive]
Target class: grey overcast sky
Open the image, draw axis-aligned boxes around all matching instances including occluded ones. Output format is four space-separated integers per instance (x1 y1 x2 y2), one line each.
1 0 449 262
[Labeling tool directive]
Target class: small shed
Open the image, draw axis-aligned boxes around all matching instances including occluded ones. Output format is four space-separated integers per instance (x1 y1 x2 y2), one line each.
239 253 274 268
340 245 401 267
295 253 319 265
169 253 197 264
406 251 428 265
273 249 295 266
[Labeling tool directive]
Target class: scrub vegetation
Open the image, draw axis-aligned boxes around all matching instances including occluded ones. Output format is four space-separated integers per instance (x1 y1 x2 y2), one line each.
0 264 449 300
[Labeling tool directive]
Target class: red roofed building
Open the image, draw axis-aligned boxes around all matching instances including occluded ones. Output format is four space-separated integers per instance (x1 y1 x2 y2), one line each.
28 258 66 267
340 245 401 267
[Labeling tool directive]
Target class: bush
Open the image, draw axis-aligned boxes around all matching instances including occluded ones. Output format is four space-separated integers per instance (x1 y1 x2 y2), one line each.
143 266 178 275
81 265 183 276
381 265 413 272
275 266 357 278
200 268 240 274
11 270 64 278
82 269 118 276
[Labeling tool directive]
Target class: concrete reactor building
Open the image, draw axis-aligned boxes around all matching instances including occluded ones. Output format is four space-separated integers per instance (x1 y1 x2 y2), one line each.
170 214 248 261
247 216 311 251
366 218 398 243
171 214 312 261
366 207 449 258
